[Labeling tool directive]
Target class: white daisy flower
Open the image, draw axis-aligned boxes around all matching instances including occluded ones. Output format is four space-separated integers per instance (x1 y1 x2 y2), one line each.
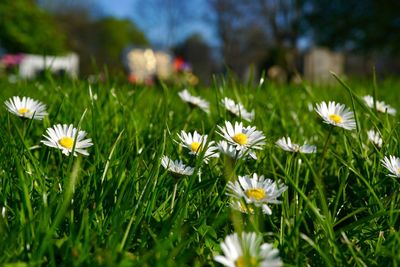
227 173 287 215
4 96 47 120
176 130 219 163
381 155 400 178
363 95 396 115
221 97 255 122
315 101 356 130
217 121 266 152
214 232 283 267
178 89 210 113
367 129 382 148
41 124 93 156
275 136 316 154
161 155 194 177
217 140 257 160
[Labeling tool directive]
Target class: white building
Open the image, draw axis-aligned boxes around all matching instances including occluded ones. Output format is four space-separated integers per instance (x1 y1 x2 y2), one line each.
17 53 79 79
125 48 172 83
304 47 344 84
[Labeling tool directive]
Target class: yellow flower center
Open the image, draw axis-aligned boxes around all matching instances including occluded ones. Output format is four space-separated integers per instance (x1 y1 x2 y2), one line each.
245 188 266 200
236 256 258 267
190 142 201 153
329 114 343 124
233 133 248 145
18 108 29 114
59 137 74 149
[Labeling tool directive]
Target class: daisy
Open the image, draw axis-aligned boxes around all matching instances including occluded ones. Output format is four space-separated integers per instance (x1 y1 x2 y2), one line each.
315 101 356 130
40 124 93 156
178 89 210 113
221 97 255 122
214 232 282 267
227 173 287 215
217 140 257 160
5 96 47 120
363 95 396 115
381 155 400 178
367 129 382 148
41 124 93 156
161 155 194 177
217 121 266 152
275 136 316 153
176 130 219 163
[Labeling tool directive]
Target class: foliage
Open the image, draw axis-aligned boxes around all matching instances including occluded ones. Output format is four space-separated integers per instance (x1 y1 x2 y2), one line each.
173 34 215 85
0 0 66 55
94 17 148 69
304 0 400 54
55 11 148 76
209 0 302 77
0 76 400 266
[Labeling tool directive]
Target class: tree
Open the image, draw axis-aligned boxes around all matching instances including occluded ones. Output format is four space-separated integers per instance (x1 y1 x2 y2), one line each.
55 9 148 75
94 17 149 73
134 0 201 48
0 0 66 54
173 34 215 84
304 0 400 54
209 0 303 79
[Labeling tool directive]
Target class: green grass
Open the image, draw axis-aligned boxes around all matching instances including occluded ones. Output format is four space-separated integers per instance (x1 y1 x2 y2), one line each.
0 75 400 266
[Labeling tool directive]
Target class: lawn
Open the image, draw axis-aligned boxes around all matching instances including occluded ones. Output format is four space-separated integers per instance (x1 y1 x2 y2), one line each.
1 74 400 266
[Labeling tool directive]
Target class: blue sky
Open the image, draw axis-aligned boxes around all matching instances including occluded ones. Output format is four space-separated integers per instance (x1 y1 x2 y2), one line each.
96 0 218 47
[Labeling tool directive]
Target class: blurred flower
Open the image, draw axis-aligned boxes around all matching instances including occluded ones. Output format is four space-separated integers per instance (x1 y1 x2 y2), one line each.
367 129 382 148
41 124 93 156
176 130 219 163
161 155 194 177
230 200 255 214
1 53 24 67
381 155 400 178
214 232 283 267
178 89 210 113
227 173 287 215
221 97 254 122
174 57 191 72
217 140 257 160
315 101 356 130
363 95 396 115
230 200 272 214
276 136 316 153
217 121 265 152
307 102 314 112
5 96 47 120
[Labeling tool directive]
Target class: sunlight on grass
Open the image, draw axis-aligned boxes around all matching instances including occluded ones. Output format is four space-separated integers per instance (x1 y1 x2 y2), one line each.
0 76 400 266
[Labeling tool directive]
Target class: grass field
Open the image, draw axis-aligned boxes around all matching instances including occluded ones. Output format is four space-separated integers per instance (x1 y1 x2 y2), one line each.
1 74 400 266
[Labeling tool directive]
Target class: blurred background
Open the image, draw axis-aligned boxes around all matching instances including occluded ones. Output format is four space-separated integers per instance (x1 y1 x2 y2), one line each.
1 0 399 85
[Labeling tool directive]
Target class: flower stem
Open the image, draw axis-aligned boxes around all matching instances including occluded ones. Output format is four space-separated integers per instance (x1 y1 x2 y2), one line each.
170 183 178 213
319 126 333 170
